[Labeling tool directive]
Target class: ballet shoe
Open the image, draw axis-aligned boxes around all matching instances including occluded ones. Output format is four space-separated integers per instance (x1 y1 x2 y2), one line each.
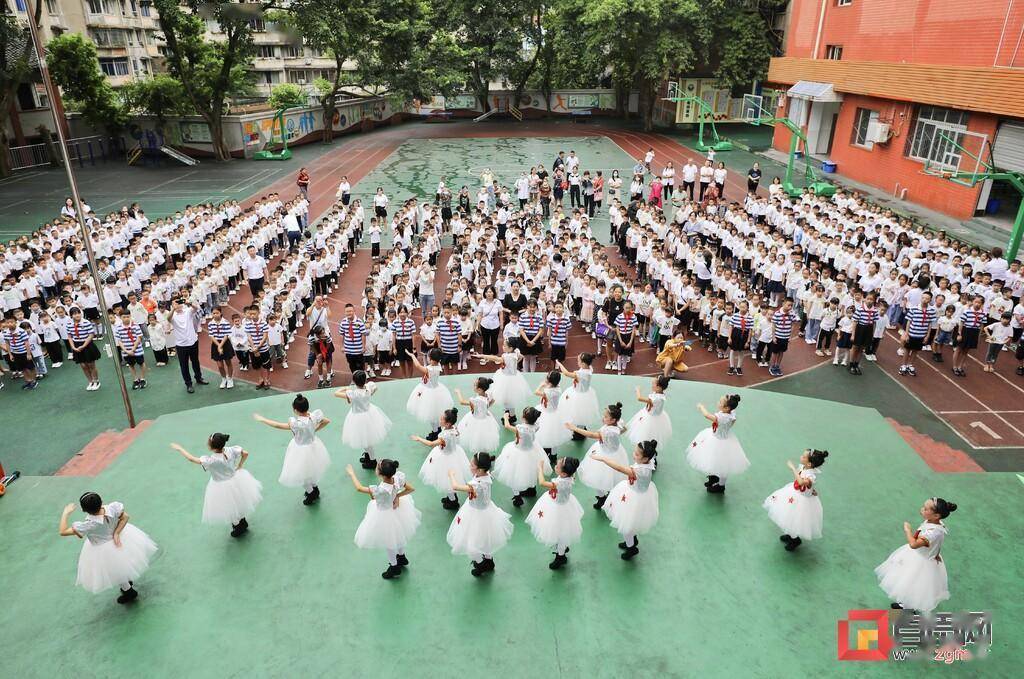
441 496 459 511
706 483 725 493
396 554 409 567
549 554 568 570
704 475 719 487
512 495 524 507
618 537 638 549
521 487 537 497
890 603 904 610
784 537 802 551
471 562 485 577
481 557 495 572
780 534 792 544
230 523 245 538
381 564 402 579
593 494 608 510
116 587 139 604
620 546 640 560
360 453 377 470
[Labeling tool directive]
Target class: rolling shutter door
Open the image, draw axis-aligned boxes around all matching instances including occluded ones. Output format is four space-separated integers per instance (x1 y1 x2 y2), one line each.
992 122 1024 173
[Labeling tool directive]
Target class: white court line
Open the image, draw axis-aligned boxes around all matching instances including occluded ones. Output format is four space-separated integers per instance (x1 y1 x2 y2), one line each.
883 328 1024 442
938 410 1024 414
137 170 199 194
0 170 47 185
222 168 276 193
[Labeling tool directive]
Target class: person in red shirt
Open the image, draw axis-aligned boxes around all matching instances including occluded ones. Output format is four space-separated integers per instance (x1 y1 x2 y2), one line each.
296 168 310 200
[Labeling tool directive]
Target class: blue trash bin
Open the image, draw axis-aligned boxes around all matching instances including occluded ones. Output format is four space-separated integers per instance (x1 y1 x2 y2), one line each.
986 198 1001 215
821 160 837 174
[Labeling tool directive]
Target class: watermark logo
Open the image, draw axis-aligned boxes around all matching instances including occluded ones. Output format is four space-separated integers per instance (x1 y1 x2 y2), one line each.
838 610 992 662
837 609 894 661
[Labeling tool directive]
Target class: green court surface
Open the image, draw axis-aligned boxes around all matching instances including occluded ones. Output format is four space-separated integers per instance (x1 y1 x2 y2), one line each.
352 135 637 247
0 141 339 239
2 376 1019 677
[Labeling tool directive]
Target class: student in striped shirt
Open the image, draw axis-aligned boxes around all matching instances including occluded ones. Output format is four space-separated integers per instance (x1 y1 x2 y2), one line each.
115 310 147 389
391 306 416 378
613 300 639 375
338 303 367 375
899 293 936 377
847 293 880 376
518 299 544 373
436 304 463 372
767 298 799 377
207 306 235 389
244 305 272 390
546 300 570 366
727 300 754 376
953 296 986 377
1 316 37 390
68 307 102 391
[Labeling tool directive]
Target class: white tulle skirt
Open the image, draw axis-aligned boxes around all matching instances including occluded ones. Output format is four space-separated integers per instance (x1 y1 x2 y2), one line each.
279 437 331 487
603 481 660 536
535 409 571 449
686 429 750 477
558 387 601 427
341 406 393 449
395 495 422 534
76 525 158 593
354 502 419 551
419 448 472 493
447 502 514 556
202 470 263 525
626 409 673 448
875 545 950 612
578 443 628 493
491 371 531 410
763 484 823 540
493 440 551 492
526 491 584 547
406 383 454 423
459 414 500 453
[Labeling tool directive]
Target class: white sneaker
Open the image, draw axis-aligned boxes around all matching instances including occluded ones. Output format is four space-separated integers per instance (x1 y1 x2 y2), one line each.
392 360 399 367
897 348 905 356
93 381 101 390
866 354 877 362
923 345 932 352
282 361 289 369
86 382 95 391
304 369 312 378
219 378 227 389
227 378 234 389
52 362 63 368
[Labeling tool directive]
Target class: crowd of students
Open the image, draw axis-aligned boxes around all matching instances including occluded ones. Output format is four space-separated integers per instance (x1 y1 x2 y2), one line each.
3 145 1021 401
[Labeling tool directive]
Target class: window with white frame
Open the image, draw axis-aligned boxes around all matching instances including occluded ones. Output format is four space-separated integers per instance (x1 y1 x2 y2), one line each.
87 0 103 14
851 108 879 149
99 58 130 77
45 0 60 15
837 0 852 6
825 45 843 60
257 46 276 59
906 105 969 166
287 69 307 83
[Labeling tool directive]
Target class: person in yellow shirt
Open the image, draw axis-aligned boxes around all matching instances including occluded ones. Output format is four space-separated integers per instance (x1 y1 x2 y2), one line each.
656 329 693 377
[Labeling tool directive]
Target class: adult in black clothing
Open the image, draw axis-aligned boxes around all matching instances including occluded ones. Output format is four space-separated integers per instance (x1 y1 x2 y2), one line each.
502 281 529 317
617 220 630 258
600 285 627 369
552 151 566 173
747 163 762 194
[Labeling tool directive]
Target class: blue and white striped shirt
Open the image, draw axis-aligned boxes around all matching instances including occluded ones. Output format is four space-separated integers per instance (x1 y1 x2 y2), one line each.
771 310 799 340
391 318 415 341
2 328 29 354
614 312 638 335
905 306 936 338
519 312 543 339
244 318 270 351
115 323 145 355
961 308 986 329
207 319 231 340
68 320 96 344
546 314 570 345
730 311 754 332
853 304 879 326
338 316 366 354
437 317 462 354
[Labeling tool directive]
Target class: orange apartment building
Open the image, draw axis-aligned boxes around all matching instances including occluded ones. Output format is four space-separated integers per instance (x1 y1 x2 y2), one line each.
766 0 1024 225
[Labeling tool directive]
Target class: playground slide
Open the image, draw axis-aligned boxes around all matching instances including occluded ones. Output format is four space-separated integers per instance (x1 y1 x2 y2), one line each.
160 145 200 166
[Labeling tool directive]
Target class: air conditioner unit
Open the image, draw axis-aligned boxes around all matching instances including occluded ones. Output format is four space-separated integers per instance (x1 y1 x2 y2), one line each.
305 58 312 65
867 121 891 144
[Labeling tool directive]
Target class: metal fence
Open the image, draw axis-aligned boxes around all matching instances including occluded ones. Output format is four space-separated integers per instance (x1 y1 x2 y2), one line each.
8 135 124 172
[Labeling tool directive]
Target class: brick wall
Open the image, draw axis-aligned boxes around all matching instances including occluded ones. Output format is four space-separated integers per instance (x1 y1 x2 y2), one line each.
785 0 1024 67
771 94 998 219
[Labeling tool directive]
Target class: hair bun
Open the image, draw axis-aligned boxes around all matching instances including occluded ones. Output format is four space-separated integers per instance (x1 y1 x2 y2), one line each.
947 502 957 513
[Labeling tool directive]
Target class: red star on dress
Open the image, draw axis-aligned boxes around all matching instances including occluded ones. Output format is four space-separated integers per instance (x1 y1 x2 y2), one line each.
787 497 795 504
621 494 627 502
691 441 697 447
537 511 544 518
456 517 461 524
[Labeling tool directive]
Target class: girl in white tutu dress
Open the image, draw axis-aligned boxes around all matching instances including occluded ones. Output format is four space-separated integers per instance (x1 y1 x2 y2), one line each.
406 348 454 438
875 497 957 612
335 370 393 470
556 353 601 439
254 394 331 506
595 440 660 561
393 465 422 536
526 456 584 570
763 449 829 551
475 340 531 421
59 492 157 604
570 402 629 509
412 407 471 510
455 378 500 453
345 459 418 580
627 376 673 450
446 452 514 577
534 370 571 465
170 433 263 538
686 394 747 494
495 407 550 506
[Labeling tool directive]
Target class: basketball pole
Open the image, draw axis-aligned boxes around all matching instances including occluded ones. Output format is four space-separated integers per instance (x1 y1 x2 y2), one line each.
25 1 137 428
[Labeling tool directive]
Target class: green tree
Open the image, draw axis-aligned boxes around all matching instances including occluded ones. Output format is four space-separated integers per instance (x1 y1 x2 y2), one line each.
713 0 788 89
268 82 306 109
578 0 714 130
121 74 192 125
151 0 258 160
0 4 43 177
46 33 128 134
529 0 606 113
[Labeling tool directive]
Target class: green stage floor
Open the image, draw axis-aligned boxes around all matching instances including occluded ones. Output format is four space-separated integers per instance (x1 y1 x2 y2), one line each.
2 376 1019 677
